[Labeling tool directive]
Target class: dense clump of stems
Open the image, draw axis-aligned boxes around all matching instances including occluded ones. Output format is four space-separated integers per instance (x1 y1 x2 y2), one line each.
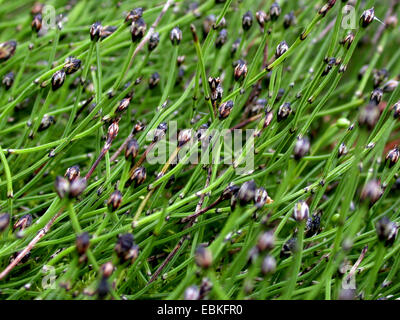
0 0 399 301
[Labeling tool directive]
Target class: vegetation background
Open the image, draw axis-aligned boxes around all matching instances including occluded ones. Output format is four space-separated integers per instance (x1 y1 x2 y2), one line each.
0 0 399 300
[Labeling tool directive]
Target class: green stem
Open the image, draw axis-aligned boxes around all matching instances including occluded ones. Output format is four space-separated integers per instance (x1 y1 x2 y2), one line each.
282 221 305 299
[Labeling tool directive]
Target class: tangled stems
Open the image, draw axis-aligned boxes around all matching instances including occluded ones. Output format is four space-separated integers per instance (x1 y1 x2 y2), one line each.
221 2 328 105
1 0 400 301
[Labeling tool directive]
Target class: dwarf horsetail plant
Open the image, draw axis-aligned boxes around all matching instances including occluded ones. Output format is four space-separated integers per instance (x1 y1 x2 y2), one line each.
0 0 400 301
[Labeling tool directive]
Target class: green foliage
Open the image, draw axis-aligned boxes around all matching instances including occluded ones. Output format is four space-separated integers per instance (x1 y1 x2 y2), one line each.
0 0 399 300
